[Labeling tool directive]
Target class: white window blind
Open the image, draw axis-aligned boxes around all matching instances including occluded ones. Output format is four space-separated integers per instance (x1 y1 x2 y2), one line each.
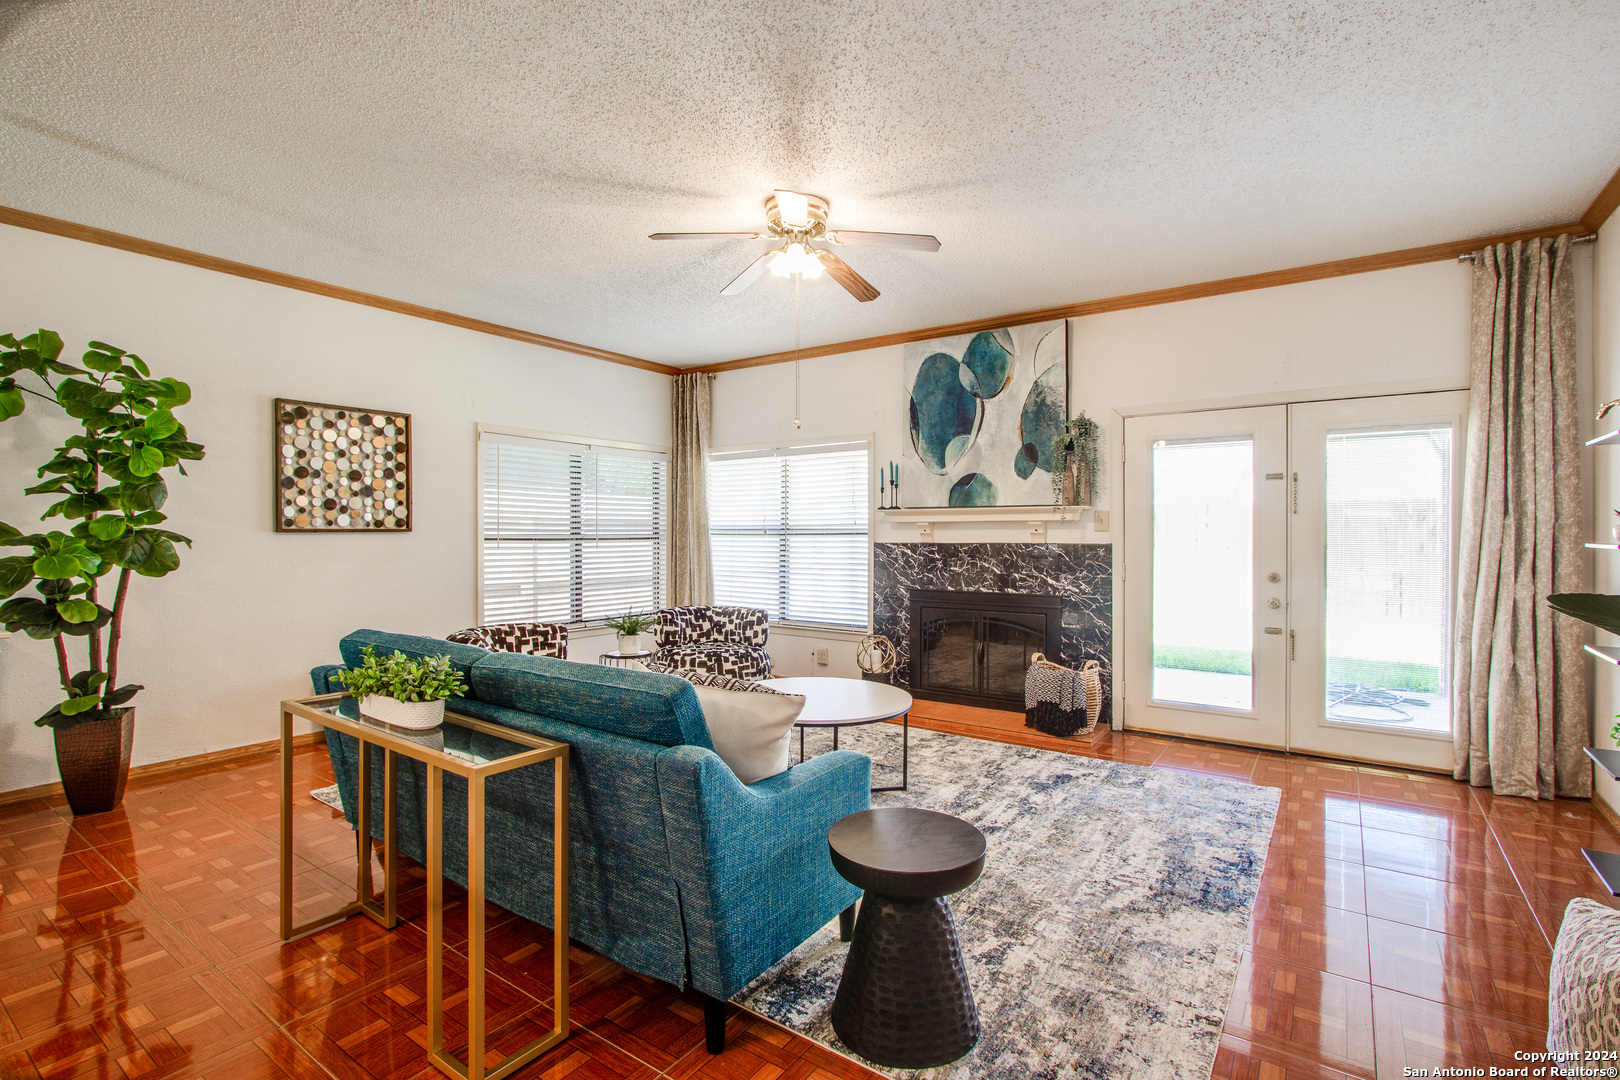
479 431 667 624
709 441 870 629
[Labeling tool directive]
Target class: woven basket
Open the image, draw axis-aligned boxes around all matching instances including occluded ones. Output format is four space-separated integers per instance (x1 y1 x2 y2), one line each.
1024 654 1103 737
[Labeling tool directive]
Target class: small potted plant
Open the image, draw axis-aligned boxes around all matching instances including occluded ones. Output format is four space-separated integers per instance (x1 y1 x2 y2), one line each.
335 645 467 729
604 611 656 655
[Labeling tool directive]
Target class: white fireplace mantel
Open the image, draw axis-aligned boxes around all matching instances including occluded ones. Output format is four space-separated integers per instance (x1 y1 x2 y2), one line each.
878 505 1089 542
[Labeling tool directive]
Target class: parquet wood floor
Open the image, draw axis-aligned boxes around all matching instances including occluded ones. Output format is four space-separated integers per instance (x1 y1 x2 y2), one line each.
0 703 1605 1080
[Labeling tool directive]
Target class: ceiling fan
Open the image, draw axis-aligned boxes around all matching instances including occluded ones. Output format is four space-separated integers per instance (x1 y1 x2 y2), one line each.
649 190 940 302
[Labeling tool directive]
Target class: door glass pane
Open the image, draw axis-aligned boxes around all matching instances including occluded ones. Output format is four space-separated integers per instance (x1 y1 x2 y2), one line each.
1152 438 1254 710
917 612 977 694
1324 426 1452 733
983 614 1046 698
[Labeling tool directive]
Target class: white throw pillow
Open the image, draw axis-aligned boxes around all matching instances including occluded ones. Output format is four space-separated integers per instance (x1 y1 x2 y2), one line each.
631 662 805 784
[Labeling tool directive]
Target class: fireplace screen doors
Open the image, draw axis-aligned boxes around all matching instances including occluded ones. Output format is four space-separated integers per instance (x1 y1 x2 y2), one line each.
909 590 1063 709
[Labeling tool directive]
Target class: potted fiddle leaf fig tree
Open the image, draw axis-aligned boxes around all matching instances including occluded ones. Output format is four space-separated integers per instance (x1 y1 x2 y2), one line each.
0 330 205 814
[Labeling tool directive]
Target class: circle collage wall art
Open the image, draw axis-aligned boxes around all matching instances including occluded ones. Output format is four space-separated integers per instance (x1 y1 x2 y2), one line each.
274 398 411 531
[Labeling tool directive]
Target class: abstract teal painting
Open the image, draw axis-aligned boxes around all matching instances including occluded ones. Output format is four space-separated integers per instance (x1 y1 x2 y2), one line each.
902 320 1067 507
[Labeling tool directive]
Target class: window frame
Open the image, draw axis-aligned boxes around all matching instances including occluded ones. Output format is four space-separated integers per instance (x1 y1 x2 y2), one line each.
707 433 875 633
475 423 671 628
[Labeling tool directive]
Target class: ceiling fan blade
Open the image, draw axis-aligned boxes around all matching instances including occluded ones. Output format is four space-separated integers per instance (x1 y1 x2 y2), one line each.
774 190 811 229
814 249 880 302
721 251 775 296
649 232 763 241
825 230 941 252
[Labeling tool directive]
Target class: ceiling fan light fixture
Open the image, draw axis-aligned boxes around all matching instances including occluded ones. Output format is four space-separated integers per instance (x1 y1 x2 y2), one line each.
774 189 811 229
768 242 824 279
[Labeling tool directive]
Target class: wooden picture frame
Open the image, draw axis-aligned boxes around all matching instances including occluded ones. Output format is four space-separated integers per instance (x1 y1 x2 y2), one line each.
274 398 412 532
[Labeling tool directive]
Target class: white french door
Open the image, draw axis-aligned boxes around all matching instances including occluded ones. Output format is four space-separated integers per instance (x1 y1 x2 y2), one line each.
1123 407 1290 748
1123 391 1467 770
1285 392 1465 770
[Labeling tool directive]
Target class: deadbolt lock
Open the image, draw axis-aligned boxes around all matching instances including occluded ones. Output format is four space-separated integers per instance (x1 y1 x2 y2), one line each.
1267 572 1281 584
1267 597 1281 609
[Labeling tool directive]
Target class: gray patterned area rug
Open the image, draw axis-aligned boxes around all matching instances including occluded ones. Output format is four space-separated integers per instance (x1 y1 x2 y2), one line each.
736 725 1280 1080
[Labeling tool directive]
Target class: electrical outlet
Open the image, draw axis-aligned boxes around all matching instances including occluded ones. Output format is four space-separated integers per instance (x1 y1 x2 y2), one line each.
1093 509 1110 532
815 647 830 666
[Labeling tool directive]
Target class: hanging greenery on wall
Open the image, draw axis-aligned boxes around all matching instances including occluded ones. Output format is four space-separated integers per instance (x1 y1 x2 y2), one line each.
1050 412 1101 509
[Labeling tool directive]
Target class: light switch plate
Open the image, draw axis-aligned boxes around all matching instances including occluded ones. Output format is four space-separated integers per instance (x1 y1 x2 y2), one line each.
1093 509 1110 532
815 647 830 666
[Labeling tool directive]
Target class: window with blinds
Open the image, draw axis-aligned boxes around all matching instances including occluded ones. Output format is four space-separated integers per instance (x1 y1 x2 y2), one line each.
479 431 667 625
709 441 871 629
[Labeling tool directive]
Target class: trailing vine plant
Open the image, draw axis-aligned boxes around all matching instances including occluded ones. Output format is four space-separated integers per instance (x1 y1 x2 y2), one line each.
0 330 205 728
1050 412 1101 509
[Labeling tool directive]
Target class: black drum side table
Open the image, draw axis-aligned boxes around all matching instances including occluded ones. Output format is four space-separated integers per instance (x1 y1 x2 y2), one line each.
827 807 986 1069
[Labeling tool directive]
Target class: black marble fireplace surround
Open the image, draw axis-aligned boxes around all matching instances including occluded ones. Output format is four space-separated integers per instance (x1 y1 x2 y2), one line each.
872 543 1113 723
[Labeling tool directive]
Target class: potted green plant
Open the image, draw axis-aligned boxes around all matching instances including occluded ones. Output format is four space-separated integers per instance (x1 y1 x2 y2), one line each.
1051 412 1101 509
335 645 467 729
604 611 657 655
0 330 205 815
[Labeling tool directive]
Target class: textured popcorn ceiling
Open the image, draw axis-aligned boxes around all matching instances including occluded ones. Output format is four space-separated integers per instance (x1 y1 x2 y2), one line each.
2 1 1618 368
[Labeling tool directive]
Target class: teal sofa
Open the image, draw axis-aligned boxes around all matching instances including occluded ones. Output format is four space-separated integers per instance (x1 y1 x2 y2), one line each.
311 629 870 1051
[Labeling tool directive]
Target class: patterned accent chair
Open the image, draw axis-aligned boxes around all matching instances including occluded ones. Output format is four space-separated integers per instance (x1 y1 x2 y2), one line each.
447 621 568 659
1549 897 1620 1054
652 606 772 680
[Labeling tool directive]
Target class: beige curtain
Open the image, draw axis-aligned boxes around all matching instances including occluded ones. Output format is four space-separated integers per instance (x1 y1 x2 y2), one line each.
670 372 715 606
1454 235 1588 799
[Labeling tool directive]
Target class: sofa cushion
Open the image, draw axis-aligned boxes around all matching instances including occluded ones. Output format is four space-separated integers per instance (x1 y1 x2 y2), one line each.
640 664 804 784
469 651 713 749
1549 897 1620 1054
340 629 490 681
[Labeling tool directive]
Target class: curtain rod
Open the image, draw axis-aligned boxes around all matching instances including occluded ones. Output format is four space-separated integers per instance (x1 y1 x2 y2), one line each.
1458 233 1598 261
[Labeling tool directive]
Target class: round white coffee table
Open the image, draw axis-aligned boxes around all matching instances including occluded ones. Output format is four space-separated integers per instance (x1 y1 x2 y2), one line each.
771 677 914 792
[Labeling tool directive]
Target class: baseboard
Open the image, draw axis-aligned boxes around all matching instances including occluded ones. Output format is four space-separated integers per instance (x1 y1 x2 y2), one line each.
0 731 325 808
1120 723 1454 777
1594 791 1620 834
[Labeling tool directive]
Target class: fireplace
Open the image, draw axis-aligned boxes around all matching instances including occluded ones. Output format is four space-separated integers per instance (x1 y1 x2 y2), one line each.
873 543 1113 724
908 589 1064 710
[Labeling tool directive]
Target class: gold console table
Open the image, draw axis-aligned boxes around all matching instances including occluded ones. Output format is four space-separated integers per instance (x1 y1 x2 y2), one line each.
281 692 570 1080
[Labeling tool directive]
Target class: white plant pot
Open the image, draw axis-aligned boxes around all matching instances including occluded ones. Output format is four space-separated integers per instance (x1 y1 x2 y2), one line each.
616 632 642 655
359 694 445 730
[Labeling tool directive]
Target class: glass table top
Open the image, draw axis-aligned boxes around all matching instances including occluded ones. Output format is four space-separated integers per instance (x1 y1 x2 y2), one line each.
303 695 554 765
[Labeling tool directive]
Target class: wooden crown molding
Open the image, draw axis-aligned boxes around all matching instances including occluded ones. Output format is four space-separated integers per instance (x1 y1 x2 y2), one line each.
0 205 680 377
9 155 1616 382
689 218 1595 374
1583 163 1620 234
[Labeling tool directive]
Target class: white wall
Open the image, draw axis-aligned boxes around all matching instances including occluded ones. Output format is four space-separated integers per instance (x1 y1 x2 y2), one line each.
0 224 670 794
713 260 1481 715
1593 227 1620 815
